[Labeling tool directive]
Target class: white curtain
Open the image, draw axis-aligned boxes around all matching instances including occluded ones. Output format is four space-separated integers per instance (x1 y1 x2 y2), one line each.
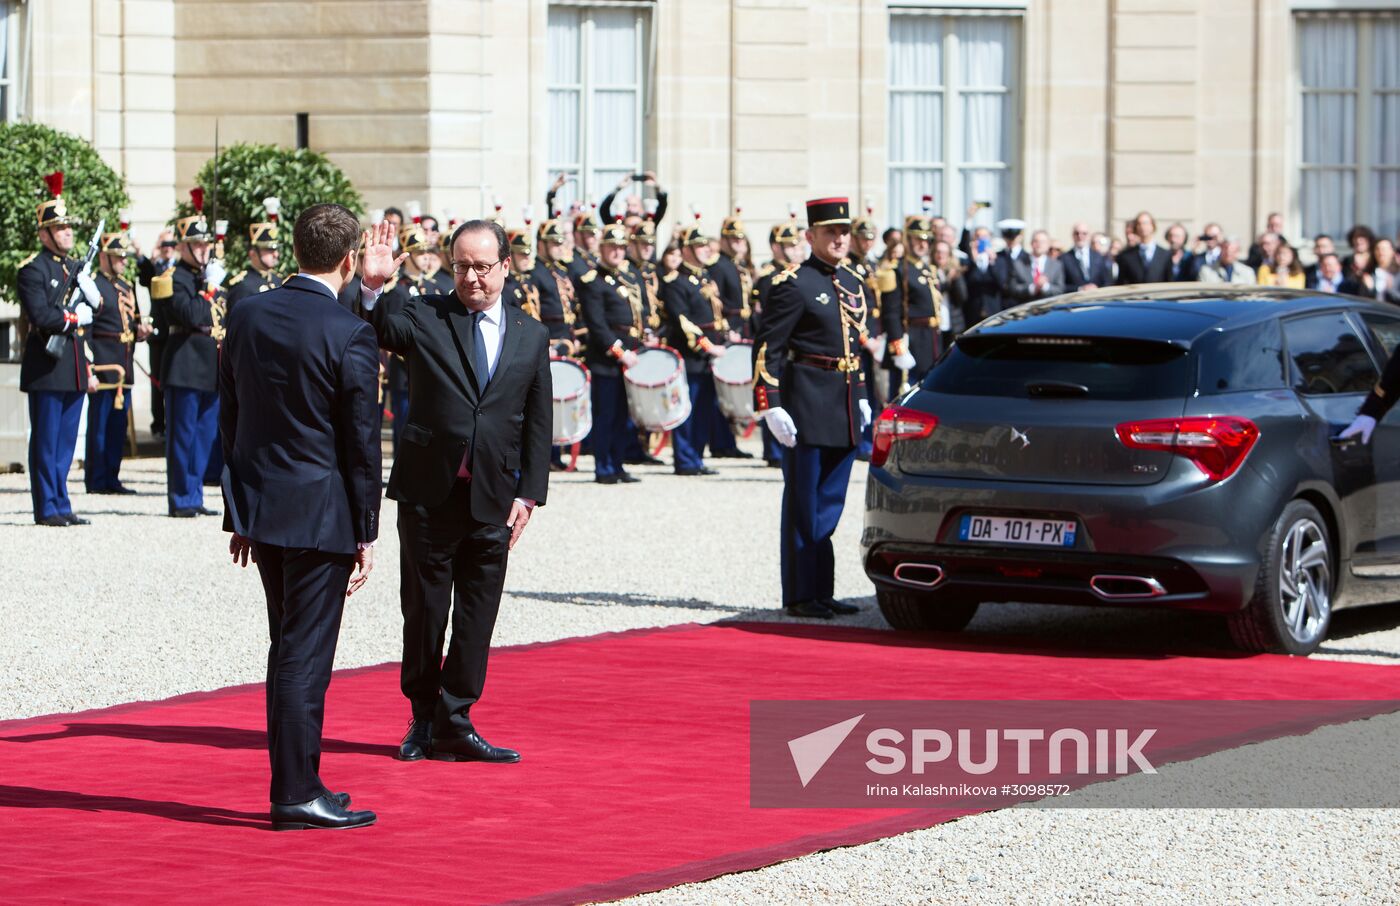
547 7 582 211
1299 18 1358 240
888 15 942 221
1373 19 1400 238
957 17 1013 225
589 8 640 197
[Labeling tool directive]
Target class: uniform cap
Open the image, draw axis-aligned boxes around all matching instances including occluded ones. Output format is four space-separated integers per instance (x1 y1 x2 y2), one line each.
806 197 851 227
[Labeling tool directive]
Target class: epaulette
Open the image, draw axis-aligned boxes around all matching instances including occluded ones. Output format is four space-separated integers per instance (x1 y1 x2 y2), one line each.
227 270 247 286
663 272 679 283
17 252 38 270
876 267 897 293
756 262 776 279
580 269 598 284
150 271 174 300
771 268 796 286
838 262 863 280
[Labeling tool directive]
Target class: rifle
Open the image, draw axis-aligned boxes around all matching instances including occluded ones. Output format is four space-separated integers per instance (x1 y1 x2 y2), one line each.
45 218 105 359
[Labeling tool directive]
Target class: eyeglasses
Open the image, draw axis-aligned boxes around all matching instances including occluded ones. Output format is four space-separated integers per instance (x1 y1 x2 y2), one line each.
451 259 504 278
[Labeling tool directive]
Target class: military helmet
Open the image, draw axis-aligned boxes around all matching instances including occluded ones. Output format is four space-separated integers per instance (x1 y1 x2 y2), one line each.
399 225 433 254
36 171 72 229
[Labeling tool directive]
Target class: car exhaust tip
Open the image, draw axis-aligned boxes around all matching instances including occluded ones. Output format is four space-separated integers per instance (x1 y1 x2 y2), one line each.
893 562 945 588
1089 574 1167 600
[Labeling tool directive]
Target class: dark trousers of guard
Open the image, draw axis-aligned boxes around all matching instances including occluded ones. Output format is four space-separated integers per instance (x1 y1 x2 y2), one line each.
780 443 858 605
27 390 83 522
398 477 512 740
85 387 132 492
590 373 629 478
251 541 354 805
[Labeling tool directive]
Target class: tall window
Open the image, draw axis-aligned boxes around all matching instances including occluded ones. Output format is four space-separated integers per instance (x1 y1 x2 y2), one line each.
0 0 15 121
888 12 1019 226
1297 13 1400 240
547 3 650 212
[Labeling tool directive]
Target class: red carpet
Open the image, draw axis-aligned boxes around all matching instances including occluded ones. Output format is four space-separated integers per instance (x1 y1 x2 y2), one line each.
2 621 1398 905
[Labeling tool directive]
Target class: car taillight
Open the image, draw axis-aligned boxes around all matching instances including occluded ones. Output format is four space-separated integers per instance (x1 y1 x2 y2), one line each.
1114 416 1260 481
871 406 938 468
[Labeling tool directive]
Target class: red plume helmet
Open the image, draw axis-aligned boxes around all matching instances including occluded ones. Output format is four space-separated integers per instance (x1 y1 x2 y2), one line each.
190 187 205 213
44 171 64 198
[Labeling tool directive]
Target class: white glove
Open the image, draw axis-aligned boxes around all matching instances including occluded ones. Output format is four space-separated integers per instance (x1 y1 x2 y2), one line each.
707 343 727 358
859 398 872 429
893 350 916 372
1339 414 1377 444
762 407 798 448
77 272 102 308
73 302 94 327
204 259 227 288
620 349 640 369
865 335 886 364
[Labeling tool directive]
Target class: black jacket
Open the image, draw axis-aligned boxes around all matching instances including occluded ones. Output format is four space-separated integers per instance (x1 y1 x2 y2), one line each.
661 262 726 377
1061 247 1113 290
156 259 225 392
707 252 751 335
579 265 644 377
1115 244 1173 284
219 275 382 554
879 257 941 374
17 249 89 393
225 266 283 311
752 256 868 449
90 270 139 386
365 289 552 524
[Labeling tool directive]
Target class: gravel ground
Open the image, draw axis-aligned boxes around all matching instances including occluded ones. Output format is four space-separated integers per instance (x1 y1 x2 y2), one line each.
3 441 1399 904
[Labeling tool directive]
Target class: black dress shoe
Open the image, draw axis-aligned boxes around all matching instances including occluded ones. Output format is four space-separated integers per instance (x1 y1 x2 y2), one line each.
782 600 834 619
550 462 568 472
618 471 641 483
36 515 69 527
766 459 783 468
712 449 754 459
329 791 351 808
111 485 138 495
595 474 620 485
430 730 520 763
270 794 376 831
169 508 199 518
397 719 433 761
822 598 862 615
63 513 91 526
195 506 220 516
623 455 665 466
674 467 719 477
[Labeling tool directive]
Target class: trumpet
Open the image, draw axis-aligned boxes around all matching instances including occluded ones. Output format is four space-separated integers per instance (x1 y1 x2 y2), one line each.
90 364 128 409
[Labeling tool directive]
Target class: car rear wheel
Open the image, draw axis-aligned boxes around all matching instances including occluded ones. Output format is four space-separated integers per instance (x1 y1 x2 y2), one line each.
876 587 980 632
1228 500 1333 655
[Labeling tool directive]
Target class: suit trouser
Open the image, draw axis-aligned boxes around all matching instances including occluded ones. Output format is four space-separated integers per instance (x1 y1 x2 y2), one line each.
27 390 83 521
203 432 224 486
398 478 512 739
779 442 857 605
590 373 629 478
165 386 218 511
85 387 131 492
672 374 714 472
251 541 353 805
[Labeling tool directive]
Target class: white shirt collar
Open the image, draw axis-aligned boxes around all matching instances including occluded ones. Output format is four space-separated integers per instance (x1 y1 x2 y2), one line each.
473 296 504 325
294 271 340 298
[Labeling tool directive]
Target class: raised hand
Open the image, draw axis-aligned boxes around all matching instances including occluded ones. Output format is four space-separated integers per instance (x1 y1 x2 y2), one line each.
361 220 408 291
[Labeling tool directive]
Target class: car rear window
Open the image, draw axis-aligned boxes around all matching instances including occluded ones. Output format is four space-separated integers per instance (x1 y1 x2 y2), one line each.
926 335 1190 400
1194 321 1287 395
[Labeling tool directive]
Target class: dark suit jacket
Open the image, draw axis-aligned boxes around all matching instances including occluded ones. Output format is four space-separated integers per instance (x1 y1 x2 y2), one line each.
963 257 1003 321
365 289 552 524
1168 251 1200 282
1060 247 1113 290
1007 255 1066 302
218 275 382 554
1115 244 1173 284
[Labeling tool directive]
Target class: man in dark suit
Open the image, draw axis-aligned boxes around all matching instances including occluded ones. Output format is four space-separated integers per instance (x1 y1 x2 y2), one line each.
1007 230 1067 302
221 203 382 831
359 218 552 765
1062 222 1113 291
1115 211 1172 284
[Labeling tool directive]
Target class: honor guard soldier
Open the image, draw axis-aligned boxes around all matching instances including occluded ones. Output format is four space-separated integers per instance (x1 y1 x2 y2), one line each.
750 220 807 466
537 216 584 355
18 172 104 525
86 229 150 494
848 207 885 457
711 209 754 337
580 222 648 484
879 214 941 398
503 226 542 320
225 197 284 310
625 219 664 334
151 189 227 518
379 224 444 453
571 208 602 274
661 223 728 476
753 197 872 619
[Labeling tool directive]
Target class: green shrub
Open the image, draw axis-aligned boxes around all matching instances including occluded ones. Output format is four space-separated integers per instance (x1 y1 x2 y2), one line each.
0 122 129 301
175 143 364 272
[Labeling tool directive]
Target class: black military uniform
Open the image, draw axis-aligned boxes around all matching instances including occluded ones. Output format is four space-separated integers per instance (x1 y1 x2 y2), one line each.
661 225 728 475
18 175 96 526
624 219 663 336
86 232 144 494
753 196 870 618
503 228 542 320
710 211 753 338
226 214 283 310
880 215 942 396
152 199 226 518
580 222 648 483
537 218 585 355
750 222 805 466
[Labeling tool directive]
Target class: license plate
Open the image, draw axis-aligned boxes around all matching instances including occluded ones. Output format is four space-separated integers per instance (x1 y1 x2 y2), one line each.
958 514 1077 547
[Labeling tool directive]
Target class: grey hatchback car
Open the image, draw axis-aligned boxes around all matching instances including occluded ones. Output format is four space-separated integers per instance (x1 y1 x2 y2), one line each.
862 285 1400 655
